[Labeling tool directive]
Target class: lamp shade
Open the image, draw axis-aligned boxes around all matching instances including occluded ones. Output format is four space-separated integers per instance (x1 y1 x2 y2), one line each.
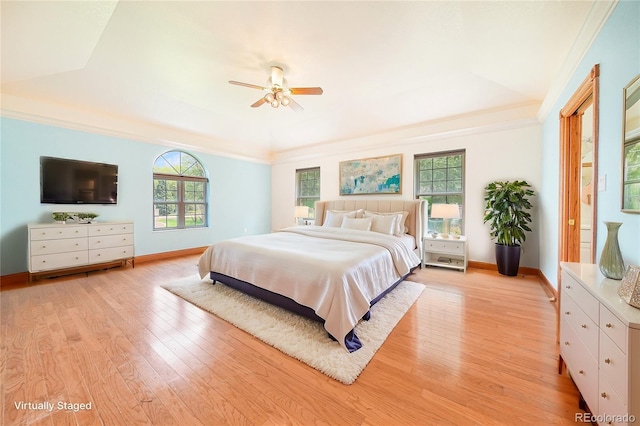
295 205 310 218
430 203 460 219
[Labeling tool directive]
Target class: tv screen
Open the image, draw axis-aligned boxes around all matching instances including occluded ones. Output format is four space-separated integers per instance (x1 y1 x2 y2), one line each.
40 156 118 204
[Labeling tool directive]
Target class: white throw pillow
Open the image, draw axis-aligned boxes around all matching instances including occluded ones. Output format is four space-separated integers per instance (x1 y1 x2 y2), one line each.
323 210 360 227
367 213 398 235
341 216 372 231
364 210 409 236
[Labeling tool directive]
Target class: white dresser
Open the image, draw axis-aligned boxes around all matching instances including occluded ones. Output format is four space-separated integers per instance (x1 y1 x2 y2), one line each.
28 221 134 280
559 262 640 425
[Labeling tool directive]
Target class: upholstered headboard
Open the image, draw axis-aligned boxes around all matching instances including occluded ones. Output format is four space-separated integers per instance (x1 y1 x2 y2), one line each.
314 199 427 255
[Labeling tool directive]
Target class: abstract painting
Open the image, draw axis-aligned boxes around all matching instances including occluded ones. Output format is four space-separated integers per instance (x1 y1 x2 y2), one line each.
339 154 402 195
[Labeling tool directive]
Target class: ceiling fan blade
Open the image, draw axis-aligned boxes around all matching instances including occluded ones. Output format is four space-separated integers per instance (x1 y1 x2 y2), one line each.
289 87 323 95
287 97 304 112
229 80 266 90
251 98 266 108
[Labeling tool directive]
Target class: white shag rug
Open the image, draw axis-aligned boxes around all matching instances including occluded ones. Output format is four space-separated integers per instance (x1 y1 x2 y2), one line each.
161 275 424 385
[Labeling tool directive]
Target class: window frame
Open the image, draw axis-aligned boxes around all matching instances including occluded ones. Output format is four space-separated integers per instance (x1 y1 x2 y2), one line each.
153 151 208 230
295 167 320 219
414 149 466 235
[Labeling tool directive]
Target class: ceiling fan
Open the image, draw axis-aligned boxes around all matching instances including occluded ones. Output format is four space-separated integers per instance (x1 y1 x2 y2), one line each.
229 66 323 111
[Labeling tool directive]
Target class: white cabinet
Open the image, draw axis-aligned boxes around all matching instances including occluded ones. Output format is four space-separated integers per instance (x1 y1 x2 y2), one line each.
560 263 640 425
28 221 134 280
422 235 467 272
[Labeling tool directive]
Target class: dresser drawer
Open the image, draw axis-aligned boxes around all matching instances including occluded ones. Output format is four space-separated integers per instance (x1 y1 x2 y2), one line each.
424 240 464 254
31 251 89 272
88 223 133 236
88 234 134 250
89 246 134 263
561 292 599 358
562 271 599 323
600 331 628 403
601 305 628 353
560 318 599 412
30 237 88 256
599 374 630 426
30 226 88 241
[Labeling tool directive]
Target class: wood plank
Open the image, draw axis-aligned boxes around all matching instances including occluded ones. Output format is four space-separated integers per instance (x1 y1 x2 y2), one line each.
0 255 584 424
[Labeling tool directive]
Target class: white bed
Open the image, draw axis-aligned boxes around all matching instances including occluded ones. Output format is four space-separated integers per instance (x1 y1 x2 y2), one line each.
198 199 426 352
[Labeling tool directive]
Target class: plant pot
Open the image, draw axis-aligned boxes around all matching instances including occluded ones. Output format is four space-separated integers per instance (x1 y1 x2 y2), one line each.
495 243 521 276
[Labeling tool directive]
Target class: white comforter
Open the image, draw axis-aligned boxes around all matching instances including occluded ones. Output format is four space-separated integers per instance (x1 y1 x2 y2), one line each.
197 226 420 351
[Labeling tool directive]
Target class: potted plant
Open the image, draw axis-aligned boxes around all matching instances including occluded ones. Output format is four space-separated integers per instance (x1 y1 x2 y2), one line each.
52 212 69 223
483 180 535 276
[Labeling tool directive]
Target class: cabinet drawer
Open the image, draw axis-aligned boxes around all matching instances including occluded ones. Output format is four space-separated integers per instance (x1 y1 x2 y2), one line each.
30 226 88 241
561 271 599 323
561 293 598 358
88 223 133 236
89 246 134 263
560 318 599 412
599 374 630 426
31 252 89 272
600 331 628 403
424 240 464 254
30 238 88 256
601 305 628 353
88 234 134 250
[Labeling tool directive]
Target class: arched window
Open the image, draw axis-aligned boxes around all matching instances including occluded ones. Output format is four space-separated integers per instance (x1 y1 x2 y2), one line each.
153 151 208 230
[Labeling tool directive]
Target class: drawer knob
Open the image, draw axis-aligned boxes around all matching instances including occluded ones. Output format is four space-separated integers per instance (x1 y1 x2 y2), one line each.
604 358 611 364
581 324 587 329
564 341 570 346
565 285 571 289
565 311 571 315
601 392 608 399
42 245 46 249
605 323 613 328
578 370 584 375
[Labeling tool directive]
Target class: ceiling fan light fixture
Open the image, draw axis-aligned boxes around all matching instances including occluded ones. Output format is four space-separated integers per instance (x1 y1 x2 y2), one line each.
270 100 280 108
264 92 275 103
281 96 290 106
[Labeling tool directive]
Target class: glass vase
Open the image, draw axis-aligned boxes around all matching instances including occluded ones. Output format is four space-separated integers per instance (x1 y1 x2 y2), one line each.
599 221 625 280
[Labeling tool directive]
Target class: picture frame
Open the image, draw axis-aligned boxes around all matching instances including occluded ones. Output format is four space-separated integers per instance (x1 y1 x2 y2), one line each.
339 154 402 195
622 74 640 213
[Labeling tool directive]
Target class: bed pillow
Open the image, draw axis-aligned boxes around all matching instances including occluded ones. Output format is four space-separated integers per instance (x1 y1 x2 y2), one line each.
340 216 372 231
366 213 398 235
323 209 361 227
364 210 409 236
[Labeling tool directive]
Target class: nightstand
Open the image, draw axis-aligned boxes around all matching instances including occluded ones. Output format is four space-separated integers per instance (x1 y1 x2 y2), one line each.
422 235 468 272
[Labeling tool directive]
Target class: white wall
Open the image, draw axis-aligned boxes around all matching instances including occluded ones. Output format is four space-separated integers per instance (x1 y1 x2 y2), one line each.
272 104 542 269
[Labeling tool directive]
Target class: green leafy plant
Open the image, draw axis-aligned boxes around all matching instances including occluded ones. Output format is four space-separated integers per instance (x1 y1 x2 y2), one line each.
483 180 535 246
52 212 69 222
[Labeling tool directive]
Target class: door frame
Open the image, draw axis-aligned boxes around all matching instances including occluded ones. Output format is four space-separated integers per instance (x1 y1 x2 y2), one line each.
558 64 600 279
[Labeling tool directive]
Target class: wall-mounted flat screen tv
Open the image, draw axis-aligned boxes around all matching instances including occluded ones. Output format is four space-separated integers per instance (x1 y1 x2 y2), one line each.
40 156 118 204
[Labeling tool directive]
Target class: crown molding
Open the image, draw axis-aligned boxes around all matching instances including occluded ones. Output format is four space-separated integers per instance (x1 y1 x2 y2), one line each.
1 95 271 165
271 102 541 165
537 0 617 122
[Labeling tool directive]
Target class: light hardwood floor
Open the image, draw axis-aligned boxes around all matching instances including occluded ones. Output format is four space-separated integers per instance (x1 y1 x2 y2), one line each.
2 256 584 425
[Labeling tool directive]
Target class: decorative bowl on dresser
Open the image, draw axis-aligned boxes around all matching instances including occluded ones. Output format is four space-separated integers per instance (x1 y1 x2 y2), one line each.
28 221 134 281
559 262 639 425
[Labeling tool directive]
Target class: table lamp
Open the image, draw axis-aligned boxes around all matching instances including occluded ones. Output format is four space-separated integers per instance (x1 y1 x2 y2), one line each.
295 205 310 225
430 203 460 237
